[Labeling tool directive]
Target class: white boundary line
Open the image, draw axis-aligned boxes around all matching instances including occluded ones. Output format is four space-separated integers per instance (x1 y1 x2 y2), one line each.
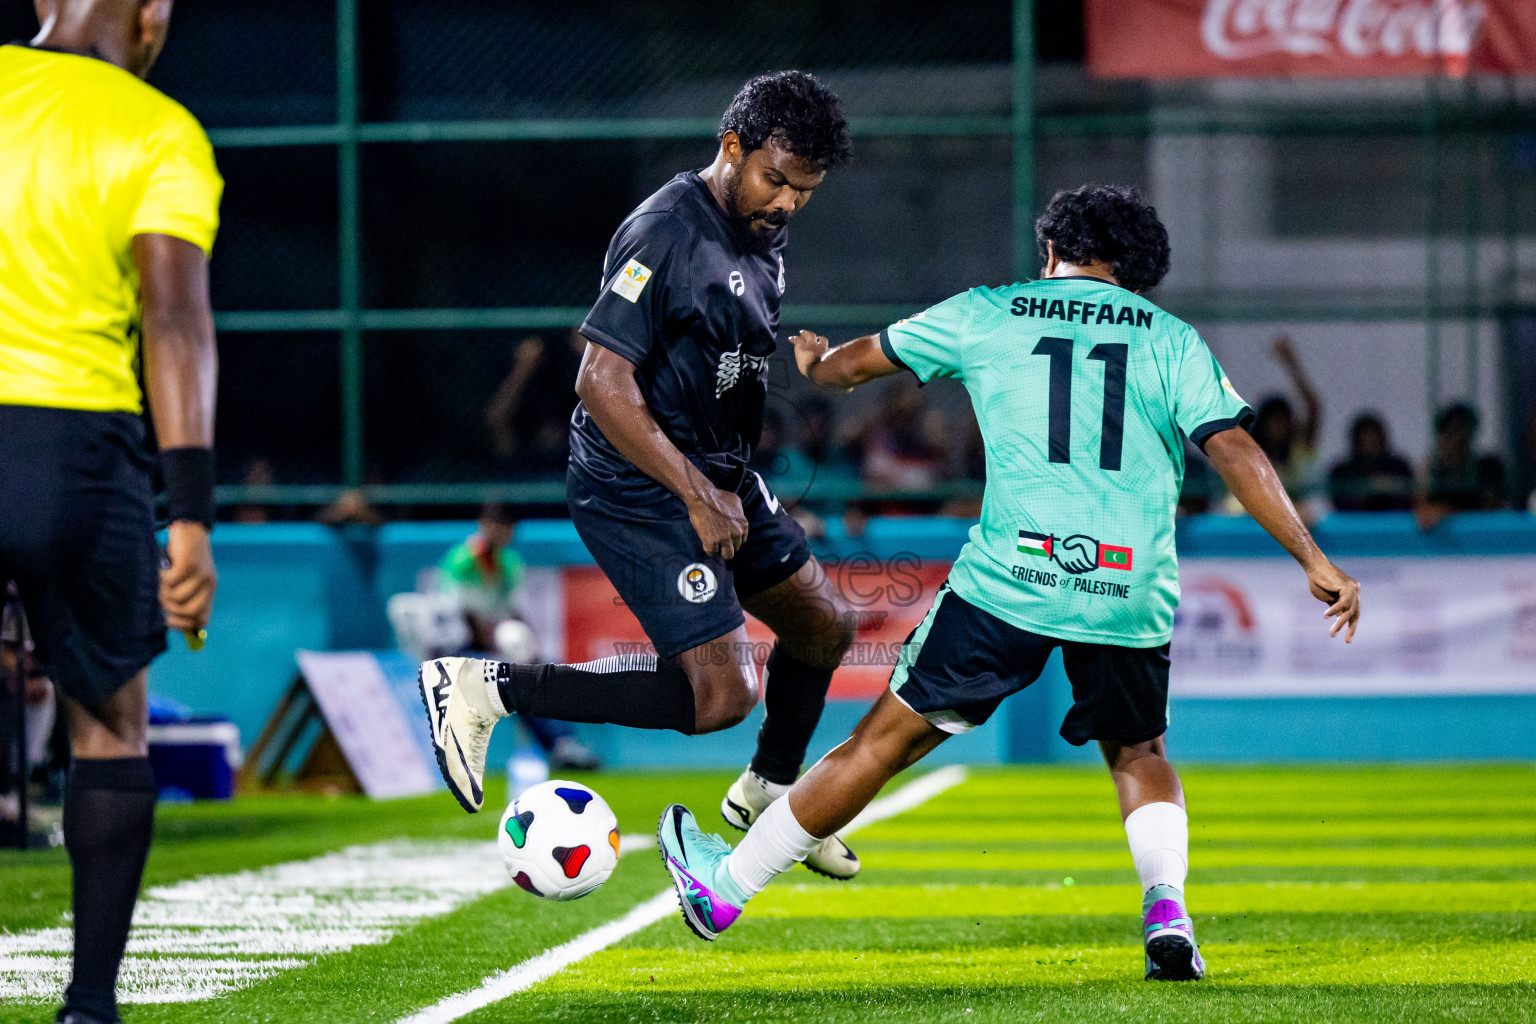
395 765 969 1024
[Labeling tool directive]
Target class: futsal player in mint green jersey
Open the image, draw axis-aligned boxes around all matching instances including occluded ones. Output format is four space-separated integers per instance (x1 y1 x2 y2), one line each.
657 185 1362 981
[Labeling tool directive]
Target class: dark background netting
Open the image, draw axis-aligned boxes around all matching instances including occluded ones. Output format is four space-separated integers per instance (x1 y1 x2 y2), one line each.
4 1 1531 503
358 136 1011 311
216 333 342 486
358 0 1013 122
212 147 340 311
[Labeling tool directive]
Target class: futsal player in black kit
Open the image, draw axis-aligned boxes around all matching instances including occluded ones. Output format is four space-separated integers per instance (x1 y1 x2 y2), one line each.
421 71 862 877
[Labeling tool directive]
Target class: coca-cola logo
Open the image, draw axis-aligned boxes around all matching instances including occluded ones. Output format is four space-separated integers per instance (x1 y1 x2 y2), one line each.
1202 0 1488 60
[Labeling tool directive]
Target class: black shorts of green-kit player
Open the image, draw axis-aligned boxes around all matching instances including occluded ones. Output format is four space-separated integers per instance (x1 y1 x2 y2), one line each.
889 584 1171 745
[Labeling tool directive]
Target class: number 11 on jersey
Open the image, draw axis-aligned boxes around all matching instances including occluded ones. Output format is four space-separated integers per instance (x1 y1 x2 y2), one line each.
1031 336 1127 471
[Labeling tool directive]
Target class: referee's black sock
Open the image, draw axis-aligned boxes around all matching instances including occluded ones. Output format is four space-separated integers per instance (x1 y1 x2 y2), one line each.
62 757 157 1024
749 646 833 786
496 655 696 735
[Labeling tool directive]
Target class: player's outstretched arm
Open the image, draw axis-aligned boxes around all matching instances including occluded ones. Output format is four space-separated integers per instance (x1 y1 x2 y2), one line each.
1204 426 1360 642
791 331 902 391
135 233 219 636
575 339 749 559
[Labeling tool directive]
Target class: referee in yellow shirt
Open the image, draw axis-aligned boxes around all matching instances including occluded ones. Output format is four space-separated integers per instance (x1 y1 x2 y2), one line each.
0 3 221 1022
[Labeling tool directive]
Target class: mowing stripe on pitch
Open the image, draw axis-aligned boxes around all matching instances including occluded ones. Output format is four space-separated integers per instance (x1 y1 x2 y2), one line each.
395 765 969 1024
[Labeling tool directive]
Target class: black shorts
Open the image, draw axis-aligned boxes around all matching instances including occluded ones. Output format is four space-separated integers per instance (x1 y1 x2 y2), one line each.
0 405 166 708
889 585 1170 746
567 462 812 659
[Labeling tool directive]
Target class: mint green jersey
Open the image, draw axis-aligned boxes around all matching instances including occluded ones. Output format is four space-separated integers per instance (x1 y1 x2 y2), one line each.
880 277 1252 646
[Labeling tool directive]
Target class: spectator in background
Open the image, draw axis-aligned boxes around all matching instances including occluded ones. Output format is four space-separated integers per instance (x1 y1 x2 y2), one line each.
845 383 949 492
798 394 852 477
1521 411 1536 515
437 504 598 772
316 488 385 527
1 585 57 843
1223 336 1321 518
1527 413 1536 515
1328 413 1415 512
1418 403 1508 528
231 457 275 525
749 407 812 485
485 328 584 477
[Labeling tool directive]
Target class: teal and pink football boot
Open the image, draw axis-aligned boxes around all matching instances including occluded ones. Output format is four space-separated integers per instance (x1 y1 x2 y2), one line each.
658 804 748 941
1142 884 1205 981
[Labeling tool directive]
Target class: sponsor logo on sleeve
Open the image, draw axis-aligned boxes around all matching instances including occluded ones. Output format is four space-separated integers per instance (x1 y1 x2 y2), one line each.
610 258 653 303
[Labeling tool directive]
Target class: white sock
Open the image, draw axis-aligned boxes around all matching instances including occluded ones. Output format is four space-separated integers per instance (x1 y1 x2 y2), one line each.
1123 801 1189 893
725 794 819 899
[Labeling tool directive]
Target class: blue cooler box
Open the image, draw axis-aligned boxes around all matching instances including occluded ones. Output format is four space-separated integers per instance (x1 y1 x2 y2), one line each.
147 718 241 800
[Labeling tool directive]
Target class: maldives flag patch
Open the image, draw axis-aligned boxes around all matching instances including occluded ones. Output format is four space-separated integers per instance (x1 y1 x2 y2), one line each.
1098 545 1133 571
1017 531 1053 558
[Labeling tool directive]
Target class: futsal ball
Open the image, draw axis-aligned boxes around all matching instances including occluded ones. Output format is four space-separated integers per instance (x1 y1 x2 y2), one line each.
497 780 620 901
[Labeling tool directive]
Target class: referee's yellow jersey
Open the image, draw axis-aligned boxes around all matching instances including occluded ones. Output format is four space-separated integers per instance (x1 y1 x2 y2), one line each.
0 44 222 415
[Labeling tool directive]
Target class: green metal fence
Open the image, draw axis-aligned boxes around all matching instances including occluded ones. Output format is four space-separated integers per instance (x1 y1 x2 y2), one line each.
171 0 1532 509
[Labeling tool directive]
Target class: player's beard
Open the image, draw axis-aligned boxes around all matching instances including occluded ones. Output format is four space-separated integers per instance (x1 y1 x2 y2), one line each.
723 174 788 253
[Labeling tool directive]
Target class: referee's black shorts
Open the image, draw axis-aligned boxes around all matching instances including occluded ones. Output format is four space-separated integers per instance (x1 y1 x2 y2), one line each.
0 404 166 707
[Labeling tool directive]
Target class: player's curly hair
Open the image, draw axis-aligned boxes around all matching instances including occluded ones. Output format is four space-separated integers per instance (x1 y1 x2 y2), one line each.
1035 185 1171 293
719 71 853 169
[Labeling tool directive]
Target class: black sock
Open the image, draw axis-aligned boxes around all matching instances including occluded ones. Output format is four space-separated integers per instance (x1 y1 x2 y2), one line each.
496 654 696 734
62 757 157 1023
750 646 833 785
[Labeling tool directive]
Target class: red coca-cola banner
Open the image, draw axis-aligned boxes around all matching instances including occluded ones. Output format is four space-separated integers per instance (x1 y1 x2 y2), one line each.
1087 0 1536 78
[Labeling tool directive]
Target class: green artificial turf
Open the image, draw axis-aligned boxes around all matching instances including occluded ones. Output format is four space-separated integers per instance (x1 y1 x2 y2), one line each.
1 764 1532 1024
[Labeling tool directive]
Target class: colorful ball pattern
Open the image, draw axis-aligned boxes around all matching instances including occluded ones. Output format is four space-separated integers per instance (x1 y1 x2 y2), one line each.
496 779 620 901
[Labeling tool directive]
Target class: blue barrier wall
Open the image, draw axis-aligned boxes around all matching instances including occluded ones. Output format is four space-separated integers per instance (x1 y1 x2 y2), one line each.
149 512 1536 766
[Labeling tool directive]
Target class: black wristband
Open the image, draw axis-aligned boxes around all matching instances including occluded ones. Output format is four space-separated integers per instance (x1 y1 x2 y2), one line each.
160 447 216 529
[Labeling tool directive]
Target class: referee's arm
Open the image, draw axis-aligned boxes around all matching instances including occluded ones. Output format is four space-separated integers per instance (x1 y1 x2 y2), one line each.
135 232 217 636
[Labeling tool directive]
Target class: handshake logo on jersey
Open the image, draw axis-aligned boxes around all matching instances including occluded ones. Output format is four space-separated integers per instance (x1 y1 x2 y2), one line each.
1017 530 1133 575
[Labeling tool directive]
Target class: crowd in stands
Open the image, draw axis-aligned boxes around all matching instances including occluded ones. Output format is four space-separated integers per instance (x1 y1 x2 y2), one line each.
227 329 1533 526
1187 335 1517 525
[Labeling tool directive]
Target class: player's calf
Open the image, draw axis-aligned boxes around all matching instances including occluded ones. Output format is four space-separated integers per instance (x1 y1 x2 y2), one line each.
677 636 760 733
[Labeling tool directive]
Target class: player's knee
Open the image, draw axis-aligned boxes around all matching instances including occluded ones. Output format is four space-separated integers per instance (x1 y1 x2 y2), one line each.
849 726 920 777
688 666 759 733
64 673 149 758
1102 736 1168 773
847 700 929 774
68 714 148 759
821 611 857 663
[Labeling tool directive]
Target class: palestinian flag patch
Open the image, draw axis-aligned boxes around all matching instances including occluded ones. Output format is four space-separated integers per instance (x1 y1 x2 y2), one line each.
1098 545 1133 571
1017 531 1053 558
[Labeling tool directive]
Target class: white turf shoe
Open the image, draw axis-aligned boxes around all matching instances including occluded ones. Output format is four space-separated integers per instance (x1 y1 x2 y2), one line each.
721 768 861 880
418 656 506 813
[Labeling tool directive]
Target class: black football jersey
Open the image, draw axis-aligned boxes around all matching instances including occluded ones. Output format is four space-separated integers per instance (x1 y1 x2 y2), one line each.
569 171 787 491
